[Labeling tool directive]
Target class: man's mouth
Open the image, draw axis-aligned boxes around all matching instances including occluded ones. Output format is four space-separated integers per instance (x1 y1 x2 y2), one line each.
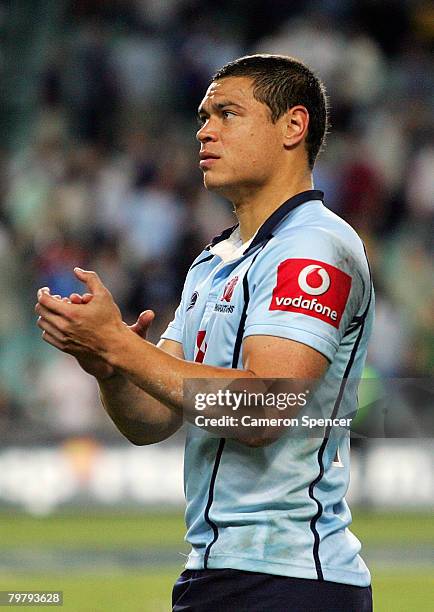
199 151 220 169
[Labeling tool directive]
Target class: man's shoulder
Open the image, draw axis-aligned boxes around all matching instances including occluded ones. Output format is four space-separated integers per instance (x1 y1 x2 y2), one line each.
248 208 370 292
269 205 366 262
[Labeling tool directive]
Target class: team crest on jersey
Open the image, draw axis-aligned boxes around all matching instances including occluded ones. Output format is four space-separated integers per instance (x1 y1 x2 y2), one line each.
221 276 239 303
187 291 199 311
269 259 351 328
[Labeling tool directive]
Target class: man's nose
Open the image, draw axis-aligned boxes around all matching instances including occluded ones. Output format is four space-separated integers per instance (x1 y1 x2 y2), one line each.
196 121 218 143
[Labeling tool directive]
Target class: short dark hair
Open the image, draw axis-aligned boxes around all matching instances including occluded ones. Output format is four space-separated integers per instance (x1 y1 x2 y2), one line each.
212 54 329 169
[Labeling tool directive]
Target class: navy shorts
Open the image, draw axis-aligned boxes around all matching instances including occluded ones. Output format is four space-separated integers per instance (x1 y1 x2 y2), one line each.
172 568 373 612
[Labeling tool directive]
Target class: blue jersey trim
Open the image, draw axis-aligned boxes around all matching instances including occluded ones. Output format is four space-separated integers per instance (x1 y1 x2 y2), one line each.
202 242 269 568
206 224 238 249
189 254 214 271
231 269 251 369
245 190 324 255
203 438 226 569
308 262 373 580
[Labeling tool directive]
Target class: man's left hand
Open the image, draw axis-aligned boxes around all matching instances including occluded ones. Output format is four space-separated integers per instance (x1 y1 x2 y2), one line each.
35 267 126 359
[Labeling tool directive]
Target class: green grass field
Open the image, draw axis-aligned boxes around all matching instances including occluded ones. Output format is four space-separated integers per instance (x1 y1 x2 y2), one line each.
0 511 432 611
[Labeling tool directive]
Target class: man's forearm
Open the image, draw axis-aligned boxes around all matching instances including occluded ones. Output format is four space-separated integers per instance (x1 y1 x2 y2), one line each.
102 329 260 439
102 330 319 446
106 330 255 407
98 372 182 445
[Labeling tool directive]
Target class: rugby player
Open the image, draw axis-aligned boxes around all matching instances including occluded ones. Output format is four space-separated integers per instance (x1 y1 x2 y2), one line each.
36 55 374 611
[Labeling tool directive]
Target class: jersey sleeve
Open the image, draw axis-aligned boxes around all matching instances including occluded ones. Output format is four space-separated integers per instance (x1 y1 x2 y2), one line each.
243 229 367 362
160 252 207 343
160 275 193 343
160 301 185 343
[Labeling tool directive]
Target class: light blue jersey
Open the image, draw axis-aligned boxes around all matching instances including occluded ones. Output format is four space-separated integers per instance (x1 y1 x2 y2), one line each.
162 190 374 586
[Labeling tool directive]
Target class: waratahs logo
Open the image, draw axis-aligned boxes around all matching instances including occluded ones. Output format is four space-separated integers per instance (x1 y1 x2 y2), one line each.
221 276 239 303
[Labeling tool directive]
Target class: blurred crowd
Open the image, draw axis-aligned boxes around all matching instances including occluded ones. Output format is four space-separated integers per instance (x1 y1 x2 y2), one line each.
0 0 432 442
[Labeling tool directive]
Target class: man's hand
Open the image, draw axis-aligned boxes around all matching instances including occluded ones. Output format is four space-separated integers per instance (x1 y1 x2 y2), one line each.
80 309 155 379
35 268 155 380
36 267 125 357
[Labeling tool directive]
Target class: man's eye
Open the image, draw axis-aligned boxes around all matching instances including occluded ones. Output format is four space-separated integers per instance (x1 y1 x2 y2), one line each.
197 116 206 126
222 110 235 119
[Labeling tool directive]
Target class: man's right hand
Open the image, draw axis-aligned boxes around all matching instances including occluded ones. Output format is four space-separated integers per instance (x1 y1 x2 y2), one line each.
37 290 155 381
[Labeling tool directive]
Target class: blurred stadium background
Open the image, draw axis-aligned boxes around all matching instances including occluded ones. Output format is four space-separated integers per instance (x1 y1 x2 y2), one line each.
0 1 433 610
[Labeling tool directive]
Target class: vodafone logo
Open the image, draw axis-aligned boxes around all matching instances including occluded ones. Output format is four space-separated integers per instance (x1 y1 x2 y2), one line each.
298 265 330 295
274 295 338 321
269 258 352 329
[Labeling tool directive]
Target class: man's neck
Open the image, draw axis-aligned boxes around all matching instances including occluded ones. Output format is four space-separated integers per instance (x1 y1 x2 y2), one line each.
233 173 314 243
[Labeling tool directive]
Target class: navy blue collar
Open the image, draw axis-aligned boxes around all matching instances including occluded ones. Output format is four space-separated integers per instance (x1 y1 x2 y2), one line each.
207 189 324 254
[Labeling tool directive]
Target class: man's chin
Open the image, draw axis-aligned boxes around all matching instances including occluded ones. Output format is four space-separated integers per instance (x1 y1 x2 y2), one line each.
203 172 229 193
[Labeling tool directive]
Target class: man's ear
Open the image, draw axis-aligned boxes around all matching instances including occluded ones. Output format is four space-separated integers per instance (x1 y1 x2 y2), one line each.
282 105 309 148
